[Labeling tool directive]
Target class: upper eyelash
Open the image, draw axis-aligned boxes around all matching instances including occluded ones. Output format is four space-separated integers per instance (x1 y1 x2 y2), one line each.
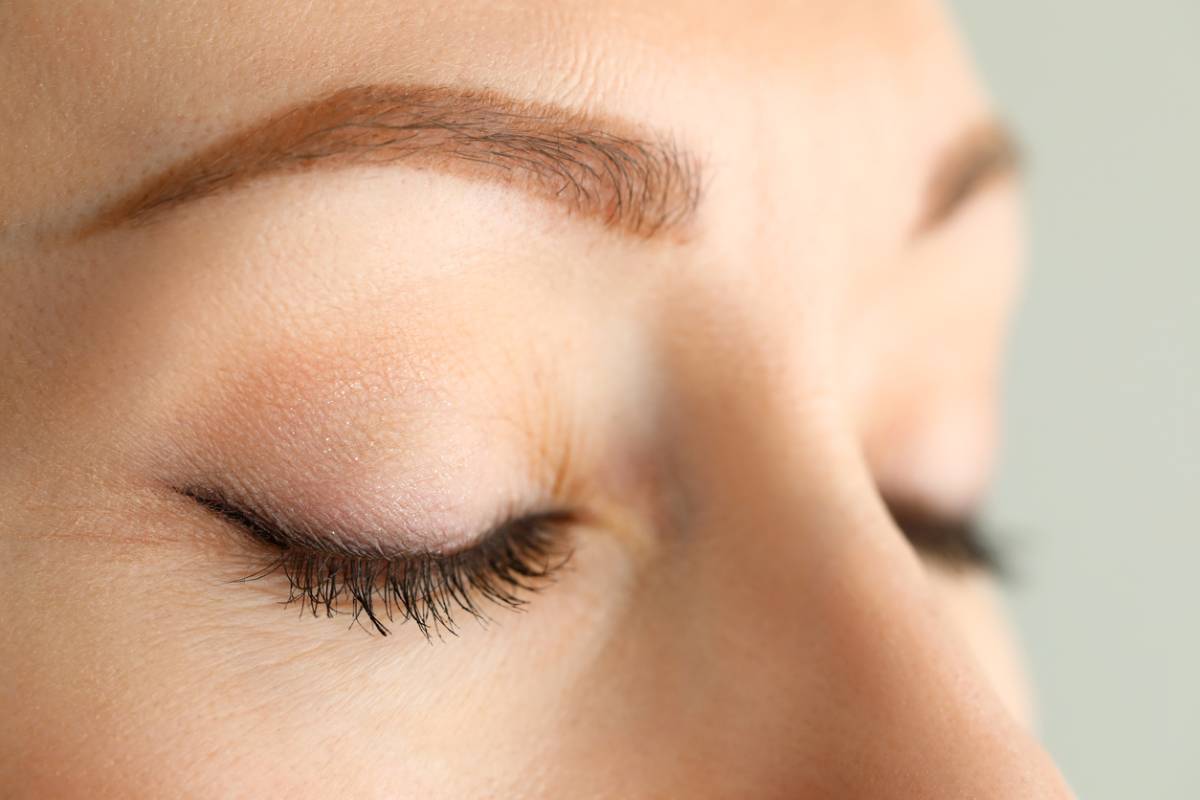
884 498 1007 575
182 487 575 639
184 486 994 640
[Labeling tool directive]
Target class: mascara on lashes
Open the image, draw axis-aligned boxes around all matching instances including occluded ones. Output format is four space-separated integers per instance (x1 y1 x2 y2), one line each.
181 485 575 637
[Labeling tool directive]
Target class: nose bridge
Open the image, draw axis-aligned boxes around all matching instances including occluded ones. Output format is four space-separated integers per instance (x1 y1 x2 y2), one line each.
652 273 895 582
647 293 1073 797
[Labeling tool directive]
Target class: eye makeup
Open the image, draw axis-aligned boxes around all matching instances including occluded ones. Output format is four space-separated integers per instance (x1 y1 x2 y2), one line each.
182 486 575 638
183 481 1000 639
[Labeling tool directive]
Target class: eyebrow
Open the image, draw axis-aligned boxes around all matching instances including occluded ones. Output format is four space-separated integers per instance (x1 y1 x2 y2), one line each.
915 120 1022 234
81 84 705 240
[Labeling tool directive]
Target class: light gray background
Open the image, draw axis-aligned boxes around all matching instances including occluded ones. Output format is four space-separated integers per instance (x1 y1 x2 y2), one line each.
949 1 1199 797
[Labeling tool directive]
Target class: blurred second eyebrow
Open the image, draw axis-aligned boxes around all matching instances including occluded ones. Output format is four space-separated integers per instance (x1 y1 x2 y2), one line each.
916 120 1022 234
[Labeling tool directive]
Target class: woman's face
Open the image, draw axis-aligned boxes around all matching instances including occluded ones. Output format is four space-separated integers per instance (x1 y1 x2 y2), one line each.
1 0 1072 796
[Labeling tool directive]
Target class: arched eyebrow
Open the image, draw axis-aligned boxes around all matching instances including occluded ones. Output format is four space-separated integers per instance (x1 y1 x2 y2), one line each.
79 84 705 241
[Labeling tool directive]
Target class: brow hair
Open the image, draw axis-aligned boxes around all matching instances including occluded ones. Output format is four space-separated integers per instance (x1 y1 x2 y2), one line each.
84 84 704 239
916 120 1021 234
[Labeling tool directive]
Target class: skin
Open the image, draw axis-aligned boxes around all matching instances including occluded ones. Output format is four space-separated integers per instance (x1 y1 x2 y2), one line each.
0 1 1074 797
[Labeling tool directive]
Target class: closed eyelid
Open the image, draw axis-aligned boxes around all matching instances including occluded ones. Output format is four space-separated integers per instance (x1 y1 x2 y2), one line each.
178 484 567 559
179 484 577 638
884 495 1007 575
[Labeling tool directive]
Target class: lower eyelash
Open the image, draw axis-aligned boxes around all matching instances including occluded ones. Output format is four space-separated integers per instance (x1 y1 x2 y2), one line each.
245 511 575 639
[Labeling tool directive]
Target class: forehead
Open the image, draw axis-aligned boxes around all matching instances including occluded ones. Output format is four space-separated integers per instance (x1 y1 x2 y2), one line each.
1 0 986 248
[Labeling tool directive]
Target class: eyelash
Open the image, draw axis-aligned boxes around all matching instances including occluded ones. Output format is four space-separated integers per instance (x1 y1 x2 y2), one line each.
885 498 1007 575
183 488 575 639
186 487 996 640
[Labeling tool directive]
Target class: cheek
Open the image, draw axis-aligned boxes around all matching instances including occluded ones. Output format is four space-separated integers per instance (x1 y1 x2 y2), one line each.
4 520 640 798
924 566 1034 726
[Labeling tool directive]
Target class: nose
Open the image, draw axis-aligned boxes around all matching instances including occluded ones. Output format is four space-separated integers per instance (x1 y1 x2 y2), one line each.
648 306 1075 798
